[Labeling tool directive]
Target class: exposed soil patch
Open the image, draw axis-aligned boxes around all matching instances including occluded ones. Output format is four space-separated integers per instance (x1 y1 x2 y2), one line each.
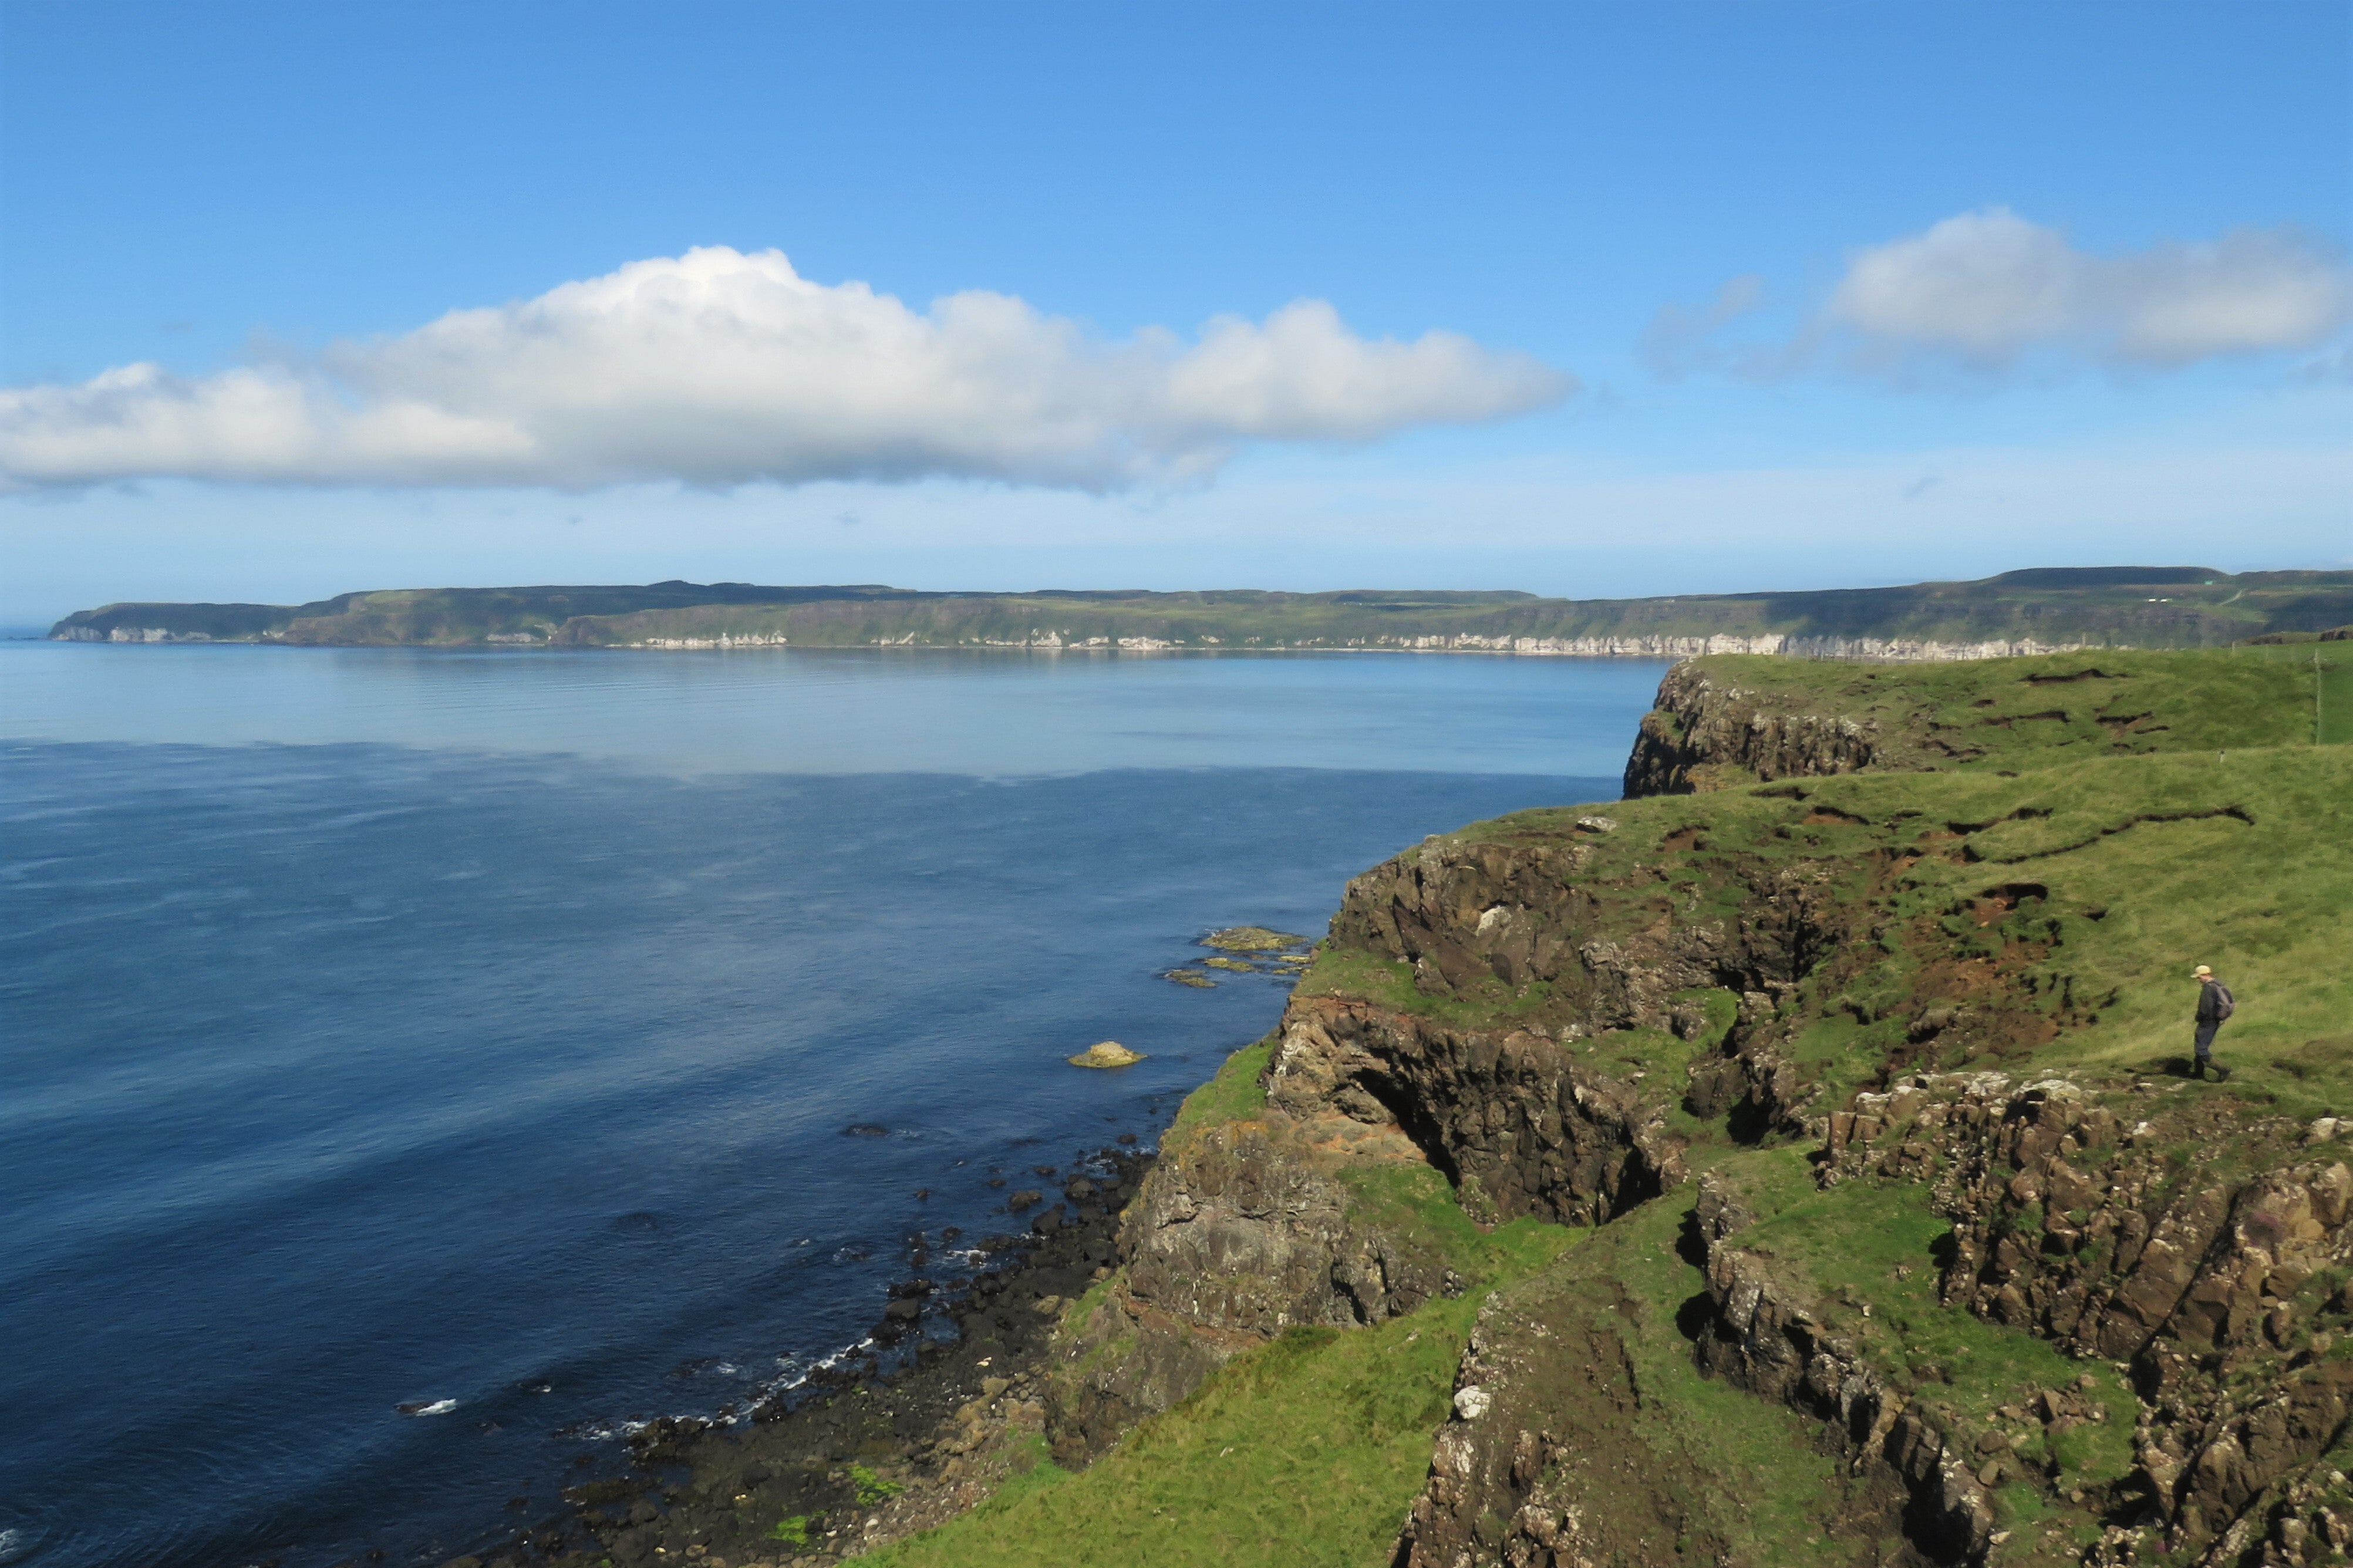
1986 805 2254 865
1968 881 2050 923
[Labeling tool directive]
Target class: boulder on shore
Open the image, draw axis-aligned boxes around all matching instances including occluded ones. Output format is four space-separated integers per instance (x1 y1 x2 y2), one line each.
1067 1041 1145 1069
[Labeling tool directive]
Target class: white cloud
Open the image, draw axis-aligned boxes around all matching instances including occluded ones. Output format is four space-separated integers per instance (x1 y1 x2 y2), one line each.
1828 208 2352 367
0 247 1570 491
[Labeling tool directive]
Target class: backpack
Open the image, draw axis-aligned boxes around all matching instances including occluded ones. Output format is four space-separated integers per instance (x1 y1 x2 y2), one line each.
2210 981 2236 1021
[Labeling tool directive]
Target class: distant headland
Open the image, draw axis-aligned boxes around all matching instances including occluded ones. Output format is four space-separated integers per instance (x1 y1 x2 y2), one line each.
46 566 2353 662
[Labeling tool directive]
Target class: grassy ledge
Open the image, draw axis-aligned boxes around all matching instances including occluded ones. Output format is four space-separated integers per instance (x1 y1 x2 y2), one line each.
864 1223 1581 1568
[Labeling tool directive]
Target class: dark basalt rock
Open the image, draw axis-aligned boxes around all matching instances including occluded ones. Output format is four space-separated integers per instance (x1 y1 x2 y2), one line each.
483 1147 1152 1568
1624 662 1881 798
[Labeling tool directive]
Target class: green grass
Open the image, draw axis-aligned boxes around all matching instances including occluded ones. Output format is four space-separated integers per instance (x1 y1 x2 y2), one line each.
849 1464 906 1505
1165 1038 1273 1139
2233 640 2353 745
1798 747 2353 1107
1727 1154 2136 1487
1435 734 2353 1121
866 1223 1580 1568
1549 1188 1868 1566
1331 1162 1583 1289
876 646 2348 1566
546 573 2353 653
1293 944 1558 1030
64 569 2351 649
1660 648 2332 780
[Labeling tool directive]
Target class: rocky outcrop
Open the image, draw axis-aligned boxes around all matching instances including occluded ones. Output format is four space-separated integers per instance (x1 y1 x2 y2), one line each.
1045 1108 1455 1462
1265 999 1685 1226
1391 1175 1993 1568
1042 814 1836 1469
1327 836 1844 1012
1830 1072 2353 1563
1395 1256 1737 1567
1248 819 1874 1229
1695 1226 1997 1563
1391 1188 1939 1568
1023 670 2341 1568
1624 661 1884 797
1118 1114 1450 1333
1372 936 2353 1566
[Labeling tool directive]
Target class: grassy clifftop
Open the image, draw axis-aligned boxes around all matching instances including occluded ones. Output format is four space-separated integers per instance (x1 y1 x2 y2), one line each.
852 648 2351 1568
1624 645 2351 794
48 566 2353 653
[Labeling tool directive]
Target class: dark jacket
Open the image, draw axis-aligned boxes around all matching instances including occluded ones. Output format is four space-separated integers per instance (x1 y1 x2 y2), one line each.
2196 979 2230 1025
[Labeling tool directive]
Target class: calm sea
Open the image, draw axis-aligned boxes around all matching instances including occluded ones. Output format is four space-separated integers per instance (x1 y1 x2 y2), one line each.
0 643 1664 1568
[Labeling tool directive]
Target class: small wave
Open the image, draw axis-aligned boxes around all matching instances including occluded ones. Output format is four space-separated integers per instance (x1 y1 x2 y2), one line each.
552 1416 651 1442
396 1398 458 1416
0 1527 38 1565
666 1356 746 1380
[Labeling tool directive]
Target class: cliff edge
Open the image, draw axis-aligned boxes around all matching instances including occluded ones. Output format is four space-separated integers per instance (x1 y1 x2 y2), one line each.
507 646 2348 1568
847 646 2350 1568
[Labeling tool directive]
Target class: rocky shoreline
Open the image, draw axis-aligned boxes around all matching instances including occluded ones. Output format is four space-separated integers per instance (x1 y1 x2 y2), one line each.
443 1146 1155 1568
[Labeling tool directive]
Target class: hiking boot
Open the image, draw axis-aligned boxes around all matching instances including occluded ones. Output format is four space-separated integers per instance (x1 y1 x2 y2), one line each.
2192 1061 2208 1080
2214 1064 2233 1083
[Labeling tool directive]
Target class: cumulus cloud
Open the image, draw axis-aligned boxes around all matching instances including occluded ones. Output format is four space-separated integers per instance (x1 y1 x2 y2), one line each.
1643 210 2352 382
0 247 1570 491
1827 207 2352 367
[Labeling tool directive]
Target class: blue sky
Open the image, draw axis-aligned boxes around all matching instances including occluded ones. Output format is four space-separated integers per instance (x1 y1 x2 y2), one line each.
2 1 2347 622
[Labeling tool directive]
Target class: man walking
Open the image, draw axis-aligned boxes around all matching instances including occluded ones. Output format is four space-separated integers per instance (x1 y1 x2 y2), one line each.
2192 963 2235 1081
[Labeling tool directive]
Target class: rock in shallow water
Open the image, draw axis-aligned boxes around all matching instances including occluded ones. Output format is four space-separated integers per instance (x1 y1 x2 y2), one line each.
1201 925 1307 953
1067 1041 1145 1069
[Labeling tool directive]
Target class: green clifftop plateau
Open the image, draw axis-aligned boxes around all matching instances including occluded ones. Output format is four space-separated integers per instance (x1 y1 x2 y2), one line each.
48 566 2353 659
828 646 2347 1568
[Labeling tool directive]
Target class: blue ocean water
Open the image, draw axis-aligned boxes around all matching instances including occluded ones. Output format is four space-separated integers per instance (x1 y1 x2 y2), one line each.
0 645 1664 1568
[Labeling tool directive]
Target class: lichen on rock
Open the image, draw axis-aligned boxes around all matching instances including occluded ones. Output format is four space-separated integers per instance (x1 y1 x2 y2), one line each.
1067 1041 1145 1069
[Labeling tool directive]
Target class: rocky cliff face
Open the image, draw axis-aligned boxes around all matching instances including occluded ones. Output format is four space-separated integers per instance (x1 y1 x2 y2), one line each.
1015 658 2348 1568
1827 1073 2353 1564
1265 996 1684 1228
1623 659 1884 797
1041 810 1870 1513
1046 1106 1455 1462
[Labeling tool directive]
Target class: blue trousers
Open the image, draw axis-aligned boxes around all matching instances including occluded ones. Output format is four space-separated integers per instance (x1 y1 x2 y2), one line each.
2194 1022 2220 1061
